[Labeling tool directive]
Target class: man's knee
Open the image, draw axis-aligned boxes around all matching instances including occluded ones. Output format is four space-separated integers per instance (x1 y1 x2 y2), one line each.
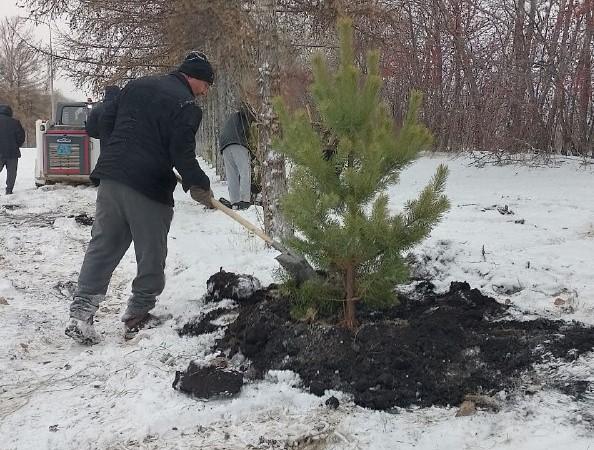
133 271 166 297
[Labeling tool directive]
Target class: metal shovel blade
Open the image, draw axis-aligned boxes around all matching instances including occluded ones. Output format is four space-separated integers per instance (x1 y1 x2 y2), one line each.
274 248 317 285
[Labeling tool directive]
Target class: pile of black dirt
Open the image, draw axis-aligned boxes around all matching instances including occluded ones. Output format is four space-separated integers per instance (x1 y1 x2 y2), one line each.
178 307 233 337
69 213 94 226
184 279 594 410
173 361 243 398
204 269 264 303
1 204 21 210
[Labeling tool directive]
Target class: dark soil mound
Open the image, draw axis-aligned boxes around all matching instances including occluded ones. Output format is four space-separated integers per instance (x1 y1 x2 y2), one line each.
71 213 94 226
204 269 263 303
183 279 594 410
173 362 243 398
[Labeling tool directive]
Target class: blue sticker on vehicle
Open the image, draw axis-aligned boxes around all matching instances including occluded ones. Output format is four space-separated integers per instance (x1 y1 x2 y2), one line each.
57 143 72 156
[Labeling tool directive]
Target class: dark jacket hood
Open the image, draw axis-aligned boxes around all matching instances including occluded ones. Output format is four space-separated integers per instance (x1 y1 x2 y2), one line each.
0 104 13 117
103 86 120 102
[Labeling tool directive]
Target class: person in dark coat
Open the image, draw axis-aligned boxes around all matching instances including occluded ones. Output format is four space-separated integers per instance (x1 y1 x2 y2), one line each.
0 104 25 195
65 51 216 344
219 102 256 210
85 85 120 143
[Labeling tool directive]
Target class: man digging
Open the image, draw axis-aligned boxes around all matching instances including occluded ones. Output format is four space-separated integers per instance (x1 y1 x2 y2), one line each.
66 52 216 344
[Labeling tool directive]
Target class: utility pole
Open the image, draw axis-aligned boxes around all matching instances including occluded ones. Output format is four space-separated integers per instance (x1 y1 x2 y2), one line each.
48 23 55 122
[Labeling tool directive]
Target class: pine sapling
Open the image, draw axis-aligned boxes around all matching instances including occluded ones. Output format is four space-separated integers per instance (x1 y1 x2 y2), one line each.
274 19 450 329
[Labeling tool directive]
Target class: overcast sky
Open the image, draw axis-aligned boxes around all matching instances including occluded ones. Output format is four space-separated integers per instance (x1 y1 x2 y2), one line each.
0 0 83 100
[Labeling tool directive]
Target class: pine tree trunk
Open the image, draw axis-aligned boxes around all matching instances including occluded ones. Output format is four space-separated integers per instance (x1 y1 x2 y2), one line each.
343 263 358 330
256 0 290 240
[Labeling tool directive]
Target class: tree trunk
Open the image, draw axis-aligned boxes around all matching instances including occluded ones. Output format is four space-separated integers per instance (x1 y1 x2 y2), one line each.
574 5 593 155
566 5 583 154
510 0 528 145
448 0 463 150
256 0 290 239
343 262 358 330
426 0 445 150
546 0 574 153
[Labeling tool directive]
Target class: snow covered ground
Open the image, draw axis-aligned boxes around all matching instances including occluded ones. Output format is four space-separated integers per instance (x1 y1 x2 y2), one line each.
1 149 593 449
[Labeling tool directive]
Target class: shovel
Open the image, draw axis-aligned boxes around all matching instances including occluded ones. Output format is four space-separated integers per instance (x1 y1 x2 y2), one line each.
176 174 317 284
210 197 317 284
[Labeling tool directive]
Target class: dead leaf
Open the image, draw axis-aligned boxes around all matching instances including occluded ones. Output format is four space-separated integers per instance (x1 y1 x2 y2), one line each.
456 400 476 417
211 356 229 369
464 393 501 412
301 307 317 323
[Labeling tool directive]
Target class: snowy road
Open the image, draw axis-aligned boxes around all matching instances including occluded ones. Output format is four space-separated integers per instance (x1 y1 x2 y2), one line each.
1 150 593 449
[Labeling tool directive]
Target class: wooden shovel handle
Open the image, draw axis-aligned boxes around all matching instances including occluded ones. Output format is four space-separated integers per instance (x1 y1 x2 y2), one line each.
210 198 276 246
174 170 277 247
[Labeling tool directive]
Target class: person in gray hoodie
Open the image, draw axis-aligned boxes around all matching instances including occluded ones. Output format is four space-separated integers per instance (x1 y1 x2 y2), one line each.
0 104 25 195
219 103 256 210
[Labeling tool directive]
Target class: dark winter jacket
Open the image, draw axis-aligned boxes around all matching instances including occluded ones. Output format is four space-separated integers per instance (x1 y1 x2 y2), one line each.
219 107 255 153
85 86 120 142
91 72 210 206
0 105 25 160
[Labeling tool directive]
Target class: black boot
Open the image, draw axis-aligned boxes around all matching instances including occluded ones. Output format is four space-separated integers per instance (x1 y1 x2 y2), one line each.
233 201 251 210
218 197 232 208
5 188 12 195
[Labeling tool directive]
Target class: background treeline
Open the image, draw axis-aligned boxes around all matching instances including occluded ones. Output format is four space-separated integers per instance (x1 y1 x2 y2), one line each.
14 0 594 158
0 17 65 146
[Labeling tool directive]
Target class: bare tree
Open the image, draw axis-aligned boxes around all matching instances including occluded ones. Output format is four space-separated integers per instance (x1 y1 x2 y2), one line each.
0 17 49 145
255 0 290 239
0 18 42 101
18 0 594 158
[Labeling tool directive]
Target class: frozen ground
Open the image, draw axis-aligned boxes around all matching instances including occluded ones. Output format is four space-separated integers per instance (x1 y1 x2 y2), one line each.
1 150 593 449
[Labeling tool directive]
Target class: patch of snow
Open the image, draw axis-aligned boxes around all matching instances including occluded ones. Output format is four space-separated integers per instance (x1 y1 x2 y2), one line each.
1 149 594 449
233 274 262 299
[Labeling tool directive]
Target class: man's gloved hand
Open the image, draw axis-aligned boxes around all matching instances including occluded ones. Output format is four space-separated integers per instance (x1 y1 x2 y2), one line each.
190 186 214 208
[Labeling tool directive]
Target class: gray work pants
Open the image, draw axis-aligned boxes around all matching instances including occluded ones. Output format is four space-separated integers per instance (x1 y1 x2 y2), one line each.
222 144 251 204
70 179 174 322
0 158 18 192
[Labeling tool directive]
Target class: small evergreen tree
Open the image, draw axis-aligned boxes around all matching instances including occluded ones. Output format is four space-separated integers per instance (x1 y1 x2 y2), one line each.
274 19 450 329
